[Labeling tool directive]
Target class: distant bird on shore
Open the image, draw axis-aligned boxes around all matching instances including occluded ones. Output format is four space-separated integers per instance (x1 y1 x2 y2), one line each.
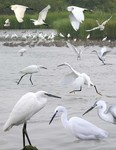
67 6 92 31
30 5 51 26
86 16 112 32
10 4 33 23
3 91 61 149
4 19 10 27
66 41 83 60
57 62 102 95
92 46 111 65
83 100 116 124
17 65 47 85
18 48 27 56
49 106 108 140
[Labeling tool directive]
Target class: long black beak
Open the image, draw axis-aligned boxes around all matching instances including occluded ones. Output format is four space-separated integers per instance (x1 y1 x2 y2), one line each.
45 93 61 99
49 111 58 124
41 67 47 69
57 64 65 67
83 106 95 116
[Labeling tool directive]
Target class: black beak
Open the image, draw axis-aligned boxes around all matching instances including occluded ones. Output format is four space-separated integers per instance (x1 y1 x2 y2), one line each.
45 93 61 99
41 67 47 69
49 110 58 124
83 106 95 116
57 64 64 67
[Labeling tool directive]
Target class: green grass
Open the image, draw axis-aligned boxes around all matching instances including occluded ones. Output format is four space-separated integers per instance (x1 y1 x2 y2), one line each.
0 11 115 40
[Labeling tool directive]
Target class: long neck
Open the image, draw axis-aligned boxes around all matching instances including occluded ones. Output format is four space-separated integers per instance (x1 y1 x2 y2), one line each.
65 63 80 76
61 109 69 129
97 104 113 123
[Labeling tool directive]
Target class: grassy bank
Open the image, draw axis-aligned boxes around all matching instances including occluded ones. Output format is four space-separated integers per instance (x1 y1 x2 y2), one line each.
0 11 115 40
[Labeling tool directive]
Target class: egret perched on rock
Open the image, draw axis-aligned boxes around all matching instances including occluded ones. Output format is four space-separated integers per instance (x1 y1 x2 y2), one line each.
4 19 10 27
17 65 47 85
83 100 116 124
92 46 111 65
49 106 108 140
10 4 32 23
18 48 27 56
66 41 83 60
67 6 92 31
86 16 112 32
30 5 51 26
57 62 101 95
3 91 61 149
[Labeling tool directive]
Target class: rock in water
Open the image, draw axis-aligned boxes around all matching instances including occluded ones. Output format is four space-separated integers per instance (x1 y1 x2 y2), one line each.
21 145 38 150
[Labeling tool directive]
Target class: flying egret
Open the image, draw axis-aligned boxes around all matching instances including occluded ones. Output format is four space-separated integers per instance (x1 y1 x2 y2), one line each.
83 100 116 124
49 106 108 140
17 65 47 85
4 19 10 27
30 5 51 26
66 41 83 60
18 48 27 56
67 6 92 31
3 91 61 149
86 16 112 32
10 4 32 23
92 46 111 65
57 62 101 95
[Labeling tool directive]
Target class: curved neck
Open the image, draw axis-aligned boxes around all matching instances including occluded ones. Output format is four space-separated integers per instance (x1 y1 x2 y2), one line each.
65 63 80 75
61 109 68 129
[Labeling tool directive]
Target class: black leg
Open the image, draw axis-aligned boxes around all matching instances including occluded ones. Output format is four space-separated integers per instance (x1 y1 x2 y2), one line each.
94 85 102 96
70 87 82 93
17 74 27 85
23 123 32 148
29 74 33 85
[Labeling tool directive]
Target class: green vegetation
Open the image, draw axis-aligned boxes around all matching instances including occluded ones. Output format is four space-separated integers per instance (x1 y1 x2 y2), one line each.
0 1 115 40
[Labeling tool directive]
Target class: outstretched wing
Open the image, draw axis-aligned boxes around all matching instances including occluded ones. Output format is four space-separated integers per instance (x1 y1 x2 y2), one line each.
66 41 79 54
86 26 99 32
102 16 112 26
38 5 51 21
69 13 80 31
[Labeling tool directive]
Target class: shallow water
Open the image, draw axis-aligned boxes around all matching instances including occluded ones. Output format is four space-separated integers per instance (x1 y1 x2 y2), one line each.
0 43 116 150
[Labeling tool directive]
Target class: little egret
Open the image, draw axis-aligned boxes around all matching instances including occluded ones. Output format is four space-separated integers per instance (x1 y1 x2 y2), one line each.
57 62 101 95
92 46 111 65
66 41 83 60
10 4 32 23
3 91 61 148
18 48 27 56
83 100 116 124
86 16 112 32
4 19 10 27
67 6 92 31
17 65 47 85
30 5 51 26
49 106 108 140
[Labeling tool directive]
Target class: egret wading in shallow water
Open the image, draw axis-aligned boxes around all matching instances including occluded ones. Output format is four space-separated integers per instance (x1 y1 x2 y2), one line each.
17 65 47 85
57 62 101 95
92 46 111 65
18 48 27 56
83 100 116 124
67 6 92 31
10 4 33 23
30 5 51 26
49 106 108 140
66 41 83 60
86 16 112 32
3 91 61 149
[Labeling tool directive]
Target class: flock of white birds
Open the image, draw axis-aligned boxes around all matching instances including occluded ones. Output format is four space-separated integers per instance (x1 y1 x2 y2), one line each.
2 3 115 150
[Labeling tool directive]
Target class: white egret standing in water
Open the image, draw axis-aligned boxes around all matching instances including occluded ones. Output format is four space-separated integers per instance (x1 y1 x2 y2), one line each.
17 65 47 85
49 106 108 140
3 91 61 149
